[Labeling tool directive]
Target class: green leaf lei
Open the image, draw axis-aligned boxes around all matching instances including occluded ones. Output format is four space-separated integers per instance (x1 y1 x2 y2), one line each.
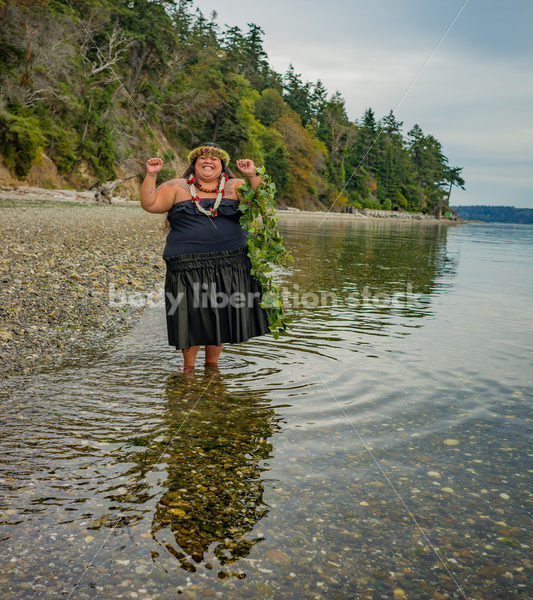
237 165 293 339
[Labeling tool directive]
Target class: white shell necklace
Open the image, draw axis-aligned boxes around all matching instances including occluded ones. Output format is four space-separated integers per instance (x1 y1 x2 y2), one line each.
186 172 228 217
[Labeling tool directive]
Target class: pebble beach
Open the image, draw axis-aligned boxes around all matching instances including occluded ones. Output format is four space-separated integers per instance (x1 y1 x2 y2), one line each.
0 197 168 381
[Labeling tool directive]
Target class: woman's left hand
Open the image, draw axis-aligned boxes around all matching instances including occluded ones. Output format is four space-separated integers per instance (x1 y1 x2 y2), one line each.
236 159 256 178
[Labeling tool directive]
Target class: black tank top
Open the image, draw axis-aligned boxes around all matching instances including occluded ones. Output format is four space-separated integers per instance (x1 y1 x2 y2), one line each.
163 197 249 257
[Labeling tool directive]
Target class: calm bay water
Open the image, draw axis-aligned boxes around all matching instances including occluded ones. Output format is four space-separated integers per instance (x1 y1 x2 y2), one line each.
1 217 531 599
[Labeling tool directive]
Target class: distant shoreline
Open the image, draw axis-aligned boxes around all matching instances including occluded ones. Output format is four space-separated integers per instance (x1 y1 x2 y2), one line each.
0 185 465 224
275 208 464 224
452 205 533 225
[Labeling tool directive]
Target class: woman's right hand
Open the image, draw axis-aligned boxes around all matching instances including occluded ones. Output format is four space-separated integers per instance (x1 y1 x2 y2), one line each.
146 157 164 174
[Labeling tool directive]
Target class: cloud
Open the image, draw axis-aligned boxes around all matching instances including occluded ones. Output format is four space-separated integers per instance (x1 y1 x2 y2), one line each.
193 0 532 207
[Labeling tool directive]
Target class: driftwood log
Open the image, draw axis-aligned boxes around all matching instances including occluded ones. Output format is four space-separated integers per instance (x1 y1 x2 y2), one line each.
93 174 137 203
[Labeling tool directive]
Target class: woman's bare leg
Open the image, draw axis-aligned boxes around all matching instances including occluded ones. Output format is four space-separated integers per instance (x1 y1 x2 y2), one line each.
182 345 200 370
205 344 224 367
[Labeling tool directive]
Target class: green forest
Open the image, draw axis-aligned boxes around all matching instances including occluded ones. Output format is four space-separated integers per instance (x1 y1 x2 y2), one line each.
0 0 465 212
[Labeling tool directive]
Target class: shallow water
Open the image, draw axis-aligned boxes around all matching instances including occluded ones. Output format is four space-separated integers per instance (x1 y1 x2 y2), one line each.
1 217 531 600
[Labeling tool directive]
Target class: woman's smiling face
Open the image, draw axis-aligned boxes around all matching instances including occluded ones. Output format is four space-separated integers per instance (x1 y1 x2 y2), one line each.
195 154 223 182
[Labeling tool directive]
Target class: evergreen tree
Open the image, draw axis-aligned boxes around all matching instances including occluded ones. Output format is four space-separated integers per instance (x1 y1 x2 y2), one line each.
172 0 195 43
188 7 220 49
407 125 452 212
242 23 270 90
348 108 379 197
311 79 328 118
375 110 404 204
381 109 403 135
221 23 271 91
282 64 313 126
316 92 353 190
443 165 465 210
222 25 245 67
356 108 378 166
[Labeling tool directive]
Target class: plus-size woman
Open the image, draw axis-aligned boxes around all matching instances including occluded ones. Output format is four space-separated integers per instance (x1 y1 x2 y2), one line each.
140 143 270 371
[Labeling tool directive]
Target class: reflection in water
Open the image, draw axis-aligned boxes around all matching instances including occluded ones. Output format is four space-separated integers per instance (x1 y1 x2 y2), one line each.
283 219 456 304
267 220 459 364
150 371 281 574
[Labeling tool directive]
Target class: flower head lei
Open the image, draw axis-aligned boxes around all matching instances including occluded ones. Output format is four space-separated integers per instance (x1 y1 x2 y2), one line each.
186 145 230 165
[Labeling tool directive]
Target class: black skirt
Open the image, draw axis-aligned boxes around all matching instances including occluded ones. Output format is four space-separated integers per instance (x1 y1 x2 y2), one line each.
163 246 271 349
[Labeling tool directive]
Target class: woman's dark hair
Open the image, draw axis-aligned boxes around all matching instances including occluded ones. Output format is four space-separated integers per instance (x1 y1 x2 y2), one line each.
182 142 235 179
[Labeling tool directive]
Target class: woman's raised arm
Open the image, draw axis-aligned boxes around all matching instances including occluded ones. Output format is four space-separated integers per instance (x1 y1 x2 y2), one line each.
235 159 263 201
140 158 177 213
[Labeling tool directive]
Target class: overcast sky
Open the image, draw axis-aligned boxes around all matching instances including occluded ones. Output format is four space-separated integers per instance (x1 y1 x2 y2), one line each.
192 0 532 208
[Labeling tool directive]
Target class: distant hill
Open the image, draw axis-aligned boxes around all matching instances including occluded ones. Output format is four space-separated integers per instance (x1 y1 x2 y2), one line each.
452 205 533 224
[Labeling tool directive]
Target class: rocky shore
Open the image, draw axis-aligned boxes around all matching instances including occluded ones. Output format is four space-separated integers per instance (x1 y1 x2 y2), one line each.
0 196 167 381
276 206 463 223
